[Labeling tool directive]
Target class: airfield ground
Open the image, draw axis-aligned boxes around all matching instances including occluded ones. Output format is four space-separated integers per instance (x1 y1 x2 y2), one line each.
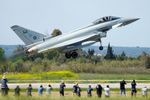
1 73 150 99
2 73 150 83
1 82 149 100
0 91 149 100
7 83 150 89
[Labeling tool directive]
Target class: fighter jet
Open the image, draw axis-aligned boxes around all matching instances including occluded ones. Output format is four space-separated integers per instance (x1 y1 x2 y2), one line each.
11 16 139 58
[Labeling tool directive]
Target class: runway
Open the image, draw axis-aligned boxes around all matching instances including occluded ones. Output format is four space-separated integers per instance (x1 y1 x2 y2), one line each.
8 83 150 89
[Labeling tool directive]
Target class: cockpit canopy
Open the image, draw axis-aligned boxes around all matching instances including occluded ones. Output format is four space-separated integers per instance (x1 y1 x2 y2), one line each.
93 16 120 25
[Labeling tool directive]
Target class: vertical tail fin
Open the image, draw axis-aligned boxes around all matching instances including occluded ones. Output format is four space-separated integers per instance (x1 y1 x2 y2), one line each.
11 25 46 45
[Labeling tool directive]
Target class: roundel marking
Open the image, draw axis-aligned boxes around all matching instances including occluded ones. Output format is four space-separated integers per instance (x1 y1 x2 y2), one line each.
33 36 37 40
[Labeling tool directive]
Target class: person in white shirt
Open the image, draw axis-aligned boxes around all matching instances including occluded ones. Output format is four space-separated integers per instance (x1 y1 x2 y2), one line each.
46 84 52 95
104 85 110 97
142 86 148 97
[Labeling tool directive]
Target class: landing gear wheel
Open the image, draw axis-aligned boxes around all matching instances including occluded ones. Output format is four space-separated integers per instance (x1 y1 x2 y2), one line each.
99 46 103 50
98 37 103 50
65 52 71 59
71 52 78 58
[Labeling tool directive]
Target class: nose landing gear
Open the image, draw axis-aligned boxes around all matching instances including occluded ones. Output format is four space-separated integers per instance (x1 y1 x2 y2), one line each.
98 38 103 50
99 46 103 50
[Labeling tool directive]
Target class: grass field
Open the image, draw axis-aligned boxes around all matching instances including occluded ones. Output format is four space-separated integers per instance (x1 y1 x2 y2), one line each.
0 60 150 99
0 91 149 100
79 73 150 80
0 71 78 80
2 72 150 83
0 96 149 100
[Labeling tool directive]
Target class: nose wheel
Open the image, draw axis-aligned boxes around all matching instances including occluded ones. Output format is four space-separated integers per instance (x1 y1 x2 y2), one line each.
99 46 103 50
98 38 103 50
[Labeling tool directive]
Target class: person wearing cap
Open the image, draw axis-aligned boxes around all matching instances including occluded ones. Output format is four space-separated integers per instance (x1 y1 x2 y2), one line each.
1 75 9 96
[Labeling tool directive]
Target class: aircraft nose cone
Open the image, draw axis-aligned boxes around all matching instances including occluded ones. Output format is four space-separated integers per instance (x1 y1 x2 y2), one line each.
128 18 140 23
122 17 140 26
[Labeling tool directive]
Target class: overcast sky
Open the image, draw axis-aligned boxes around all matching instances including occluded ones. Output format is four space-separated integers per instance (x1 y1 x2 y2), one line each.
0 0 149 47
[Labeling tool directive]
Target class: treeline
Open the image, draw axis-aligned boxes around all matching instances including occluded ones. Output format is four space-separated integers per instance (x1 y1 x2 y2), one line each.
0 43 150 74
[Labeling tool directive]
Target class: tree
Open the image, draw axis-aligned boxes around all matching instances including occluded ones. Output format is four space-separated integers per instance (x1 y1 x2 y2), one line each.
40 29 62 60
51 29 62 37
12 45 25 58
88 49 95 56
43 50 59 60
13 58 24 72
104 43 115 60
139 52 150 68
0 48 5 60
138 51 148 61
14 45 24 51
145 55 150 68
117 51 127 61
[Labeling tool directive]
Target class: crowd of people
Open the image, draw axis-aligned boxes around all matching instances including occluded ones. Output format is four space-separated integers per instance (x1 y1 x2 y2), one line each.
0 76 149 97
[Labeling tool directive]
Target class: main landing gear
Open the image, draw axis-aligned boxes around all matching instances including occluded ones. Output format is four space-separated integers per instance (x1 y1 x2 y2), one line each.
65 51 78 59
